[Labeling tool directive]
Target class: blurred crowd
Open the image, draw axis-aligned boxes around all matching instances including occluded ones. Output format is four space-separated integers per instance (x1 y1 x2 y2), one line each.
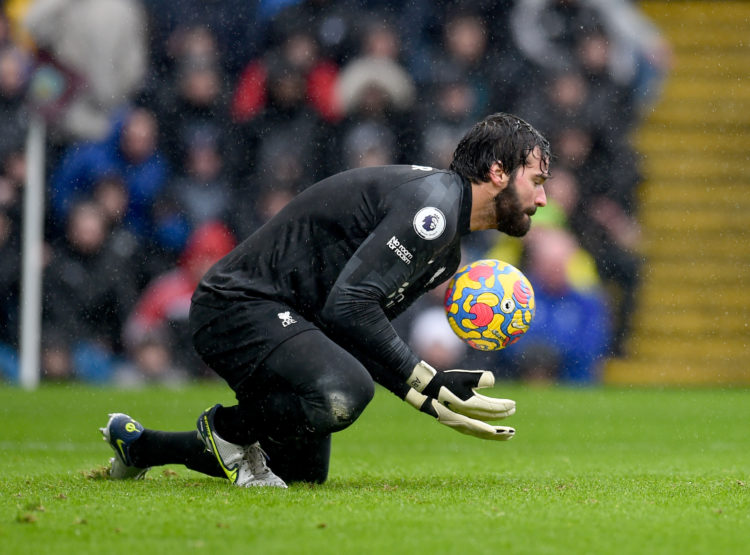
0 0 670 386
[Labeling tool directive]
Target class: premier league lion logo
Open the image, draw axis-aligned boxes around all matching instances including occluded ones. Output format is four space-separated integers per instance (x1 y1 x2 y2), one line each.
413 207 446 240
422 214 439 232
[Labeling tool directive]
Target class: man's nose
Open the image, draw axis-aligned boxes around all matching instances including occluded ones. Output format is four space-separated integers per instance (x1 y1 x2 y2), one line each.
535 187 547 207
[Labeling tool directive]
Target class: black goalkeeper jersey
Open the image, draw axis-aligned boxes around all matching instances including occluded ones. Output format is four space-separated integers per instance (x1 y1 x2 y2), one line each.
192 165 473 381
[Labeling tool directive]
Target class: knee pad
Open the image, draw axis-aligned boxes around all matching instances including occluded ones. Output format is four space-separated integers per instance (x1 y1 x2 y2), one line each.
308 368 374 434
251 329 376 437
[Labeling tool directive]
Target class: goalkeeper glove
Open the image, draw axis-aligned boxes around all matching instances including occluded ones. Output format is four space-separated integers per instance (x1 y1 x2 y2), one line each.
406 361 515 421
405 388 515 441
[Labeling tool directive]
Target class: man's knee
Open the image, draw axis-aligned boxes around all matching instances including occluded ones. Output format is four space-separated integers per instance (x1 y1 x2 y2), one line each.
323 378 374 430
307 366 374 434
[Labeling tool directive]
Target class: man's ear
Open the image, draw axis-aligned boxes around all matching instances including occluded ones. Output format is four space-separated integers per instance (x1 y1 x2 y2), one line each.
490 161 510 190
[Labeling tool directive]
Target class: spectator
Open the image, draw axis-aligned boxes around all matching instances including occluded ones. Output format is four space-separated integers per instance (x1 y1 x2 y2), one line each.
514 66 640 213
0 45 31 159
43 201 139 382
341 120 396 169
533 168 603 290
23 0 148 142
269 0 362 65
91 173 129 228
510 0 672 110
143 24 235 169
152 51 233 170
354 14 408 67
90 173 157 290
151 126 235 255
40 332 75 382
576 23 637 135
331 38 417 171
408 294 468 371
113 332 189 389
513 68 626 154
231 25 340 124
49 107 170 238
484 167 603 293
123 221 235 378
523 165 639 357
511 0 604 77
569 190 642 357
498 226 612 384
232 184 297 240
335 56 415 117
511 65 642 359
401 1 516 85
231 53 330 189
142 0 260 82
254 186 296 225
417 8 499 117
416 67 479 169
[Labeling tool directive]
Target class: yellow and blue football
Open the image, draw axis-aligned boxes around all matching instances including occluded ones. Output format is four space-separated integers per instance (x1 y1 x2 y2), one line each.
444 259 535 351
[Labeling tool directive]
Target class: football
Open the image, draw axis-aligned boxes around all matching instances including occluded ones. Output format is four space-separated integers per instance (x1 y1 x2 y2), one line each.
443 259 535 351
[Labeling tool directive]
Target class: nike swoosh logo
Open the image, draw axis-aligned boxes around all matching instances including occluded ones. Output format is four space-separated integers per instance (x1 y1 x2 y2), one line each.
202 415 238 482
116 439 128 462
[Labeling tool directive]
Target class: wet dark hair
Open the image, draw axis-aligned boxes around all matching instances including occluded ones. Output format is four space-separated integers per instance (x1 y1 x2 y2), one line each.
450 113 551 183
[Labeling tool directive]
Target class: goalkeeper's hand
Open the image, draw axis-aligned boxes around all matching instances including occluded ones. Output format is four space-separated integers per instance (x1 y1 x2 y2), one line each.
406 361 515 421
405 388 515 441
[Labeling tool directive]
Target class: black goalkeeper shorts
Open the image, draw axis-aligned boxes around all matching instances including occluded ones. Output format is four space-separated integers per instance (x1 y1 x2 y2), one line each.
189 298 318 390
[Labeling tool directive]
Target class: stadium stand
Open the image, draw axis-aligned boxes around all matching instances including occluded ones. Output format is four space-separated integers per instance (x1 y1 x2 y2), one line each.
1 1 706 385
605 1 750 385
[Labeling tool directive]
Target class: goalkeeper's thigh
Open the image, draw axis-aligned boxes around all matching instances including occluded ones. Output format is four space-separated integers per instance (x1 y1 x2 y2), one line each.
236 329 375 440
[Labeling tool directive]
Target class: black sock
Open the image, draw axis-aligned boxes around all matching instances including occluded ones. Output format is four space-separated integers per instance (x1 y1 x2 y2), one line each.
214 405 258 445
130 430 225 478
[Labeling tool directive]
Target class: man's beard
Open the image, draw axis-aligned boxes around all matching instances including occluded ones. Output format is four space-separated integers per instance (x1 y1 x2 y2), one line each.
494 177 534 237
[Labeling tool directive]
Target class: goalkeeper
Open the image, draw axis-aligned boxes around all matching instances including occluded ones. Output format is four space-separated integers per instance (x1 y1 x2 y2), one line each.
101 113 551 488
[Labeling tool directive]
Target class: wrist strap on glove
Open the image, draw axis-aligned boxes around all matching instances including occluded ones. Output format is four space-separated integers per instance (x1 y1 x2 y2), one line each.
407 361 515 421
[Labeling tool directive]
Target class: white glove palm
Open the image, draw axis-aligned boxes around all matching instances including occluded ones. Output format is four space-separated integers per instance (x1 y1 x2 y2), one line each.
405 389 515 441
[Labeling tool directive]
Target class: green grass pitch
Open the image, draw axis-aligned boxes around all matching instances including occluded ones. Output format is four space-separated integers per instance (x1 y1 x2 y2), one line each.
1 382 748 554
